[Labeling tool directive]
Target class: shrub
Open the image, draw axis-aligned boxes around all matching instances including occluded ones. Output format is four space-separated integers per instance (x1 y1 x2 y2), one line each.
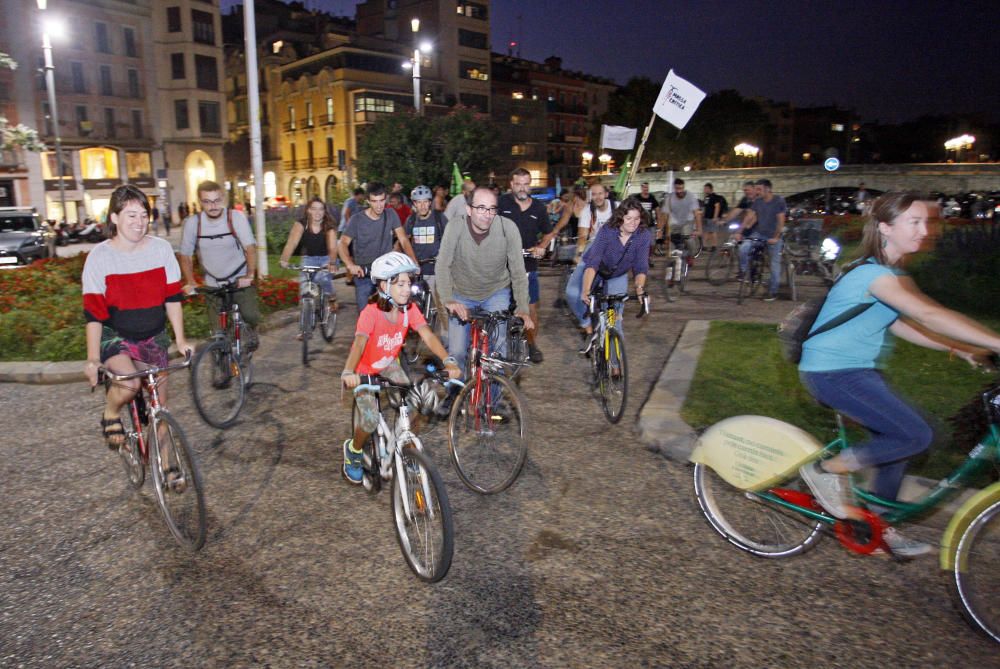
910 221 1000 319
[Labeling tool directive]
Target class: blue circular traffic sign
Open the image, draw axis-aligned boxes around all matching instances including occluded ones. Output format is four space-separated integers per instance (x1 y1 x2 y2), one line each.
824 157 840 172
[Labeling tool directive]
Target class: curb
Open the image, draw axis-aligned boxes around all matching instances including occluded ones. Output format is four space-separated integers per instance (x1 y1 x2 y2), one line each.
0 309 300 385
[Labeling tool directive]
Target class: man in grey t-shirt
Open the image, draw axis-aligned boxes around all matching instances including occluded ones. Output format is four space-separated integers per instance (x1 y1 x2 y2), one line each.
735 178 787 301
338 181 419 311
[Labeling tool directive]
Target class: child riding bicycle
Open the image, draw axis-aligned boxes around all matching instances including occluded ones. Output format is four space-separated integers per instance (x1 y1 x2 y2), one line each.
340 252 460 484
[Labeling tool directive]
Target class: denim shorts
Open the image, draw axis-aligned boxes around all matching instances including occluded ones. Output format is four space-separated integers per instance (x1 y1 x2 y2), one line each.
527 271 540 305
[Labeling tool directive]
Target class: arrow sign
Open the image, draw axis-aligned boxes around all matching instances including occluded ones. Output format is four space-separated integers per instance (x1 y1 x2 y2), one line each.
824 157 840 172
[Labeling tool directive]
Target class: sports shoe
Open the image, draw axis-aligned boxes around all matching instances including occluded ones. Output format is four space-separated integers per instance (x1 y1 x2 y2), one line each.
528 343 544 363
763 294 778 302
879 527 933 558
342 438 363 484
799 460 857 519
579 333 597 356
736 271 746 282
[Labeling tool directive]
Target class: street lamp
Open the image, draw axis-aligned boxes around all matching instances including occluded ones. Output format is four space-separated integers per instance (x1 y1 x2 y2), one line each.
598 153 611 174
407 18 433 116
581 150 593 174
38 0 68 226
734 142 760 167
944 134 975 162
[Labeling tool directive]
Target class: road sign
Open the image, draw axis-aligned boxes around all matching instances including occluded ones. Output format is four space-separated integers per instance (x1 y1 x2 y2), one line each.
824 157 840 172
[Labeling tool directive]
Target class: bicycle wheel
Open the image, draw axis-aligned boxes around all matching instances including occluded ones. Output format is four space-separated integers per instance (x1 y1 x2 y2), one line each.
320 299 337 343
693 463 824 557
149 411 207 551
952 499 1000 643
688 235 704 259
392 446 454 582
191 338 246 428
785 259 798 302
118 400 145 489
448 372 528 494
599 329 628 423
705 248 733 285
679 261 691 294
300 296 315 366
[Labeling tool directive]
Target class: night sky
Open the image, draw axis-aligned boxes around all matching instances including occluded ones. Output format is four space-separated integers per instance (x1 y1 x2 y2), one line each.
222 0 1000 123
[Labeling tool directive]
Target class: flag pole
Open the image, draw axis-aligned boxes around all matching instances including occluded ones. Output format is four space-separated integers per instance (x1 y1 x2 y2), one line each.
622 111 657 197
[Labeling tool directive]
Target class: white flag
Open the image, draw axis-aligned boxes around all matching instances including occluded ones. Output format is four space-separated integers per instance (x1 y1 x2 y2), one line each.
600 125 637 150
652 69 706 129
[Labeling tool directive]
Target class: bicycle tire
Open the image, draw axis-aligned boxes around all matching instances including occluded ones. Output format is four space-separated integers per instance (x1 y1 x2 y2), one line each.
786 260 798 302
191 338 246 429
599 329 628 423
448 372 528 494
951 499 1000 643
300 296 314 366
688 235 704 259
149 411 207 551
679 261 690 294
392 446 454 582
320 299 337 343
693 463 824 557
705 248 734 285
118 400 145 489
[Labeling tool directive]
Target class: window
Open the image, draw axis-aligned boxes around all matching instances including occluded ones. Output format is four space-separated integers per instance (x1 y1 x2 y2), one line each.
123 27 137 57
511 144 526 156
104 108 115 138
831 123 845 132
288 105 296 129
459 61 488 81
459 93 488 112
132 110 143 138
125 152 152 179
458 29 487 49
325 97 334 123
192 10 215 45
456 2 488 20
171 53 185 79
95 22 111 54
127 69 140 98
71 62 86 93
326 137 333 164
166 7 181 32
80 147 119 179
305 101 313 127
174 100 189 130
99 65 113 96
510 115 521 125
337 149 346 170
194 55 218 91
290 143 297 165
354 95 396 113
307 140 314 166
198 101 221 135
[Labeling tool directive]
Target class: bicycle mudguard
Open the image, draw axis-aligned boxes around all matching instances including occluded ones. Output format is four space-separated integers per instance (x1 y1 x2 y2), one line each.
939 481 1000 572
690 415 823 492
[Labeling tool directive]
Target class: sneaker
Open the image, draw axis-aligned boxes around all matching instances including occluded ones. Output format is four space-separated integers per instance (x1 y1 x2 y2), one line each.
879 527 933 558
763 294 778 302
799 460 857 519
736 271 746 282
528 343 544 363
578 332 597 356
342 438 363 484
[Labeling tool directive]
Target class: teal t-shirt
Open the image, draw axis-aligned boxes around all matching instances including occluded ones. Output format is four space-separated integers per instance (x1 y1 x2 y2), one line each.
798 261 901 372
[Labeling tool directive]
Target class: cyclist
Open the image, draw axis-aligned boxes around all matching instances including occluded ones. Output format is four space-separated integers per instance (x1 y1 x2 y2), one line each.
575 196 652 340
82 185 193 452
339 252 460 484
278 196 339 338
403 184 447 299
798 191 1000 556
734 178 785 301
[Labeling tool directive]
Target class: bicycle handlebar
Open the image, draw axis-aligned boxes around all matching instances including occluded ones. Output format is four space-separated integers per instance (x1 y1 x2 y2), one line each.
96 350 192 384
285 264 348 279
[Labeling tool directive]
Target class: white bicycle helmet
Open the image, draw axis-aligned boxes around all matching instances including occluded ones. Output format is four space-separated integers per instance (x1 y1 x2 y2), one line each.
410 185 433 202
370 251 419 281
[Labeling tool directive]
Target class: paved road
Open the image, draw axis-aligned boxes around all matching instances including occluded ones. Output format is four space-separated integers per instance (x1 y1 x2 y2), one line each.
2 267 997 667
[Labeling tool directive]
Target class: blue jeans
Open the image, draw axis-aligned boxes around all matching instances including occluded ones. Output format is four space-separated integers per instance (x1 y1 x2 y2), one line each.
801 368 933 504
565 264 627 333
738 234 783 296
300 255 333 296
447 287 510 377
353 275 376 312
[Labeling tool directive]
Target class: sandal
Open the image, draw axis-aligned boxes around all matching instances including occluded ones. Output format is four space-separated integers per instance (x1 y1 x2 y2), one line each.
160 466 186 493
100 416 125 450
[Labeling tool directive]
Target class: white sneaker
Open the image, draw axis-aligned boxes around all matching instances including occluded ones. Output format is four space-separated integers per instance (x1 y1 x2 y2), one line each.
799 460 857 519
879 527 933 558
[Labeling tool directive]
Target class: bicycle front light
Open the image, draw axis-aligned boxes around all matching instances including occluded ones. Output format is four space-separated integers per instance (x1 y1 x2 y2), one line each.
728 222 741 231
821 237 841 261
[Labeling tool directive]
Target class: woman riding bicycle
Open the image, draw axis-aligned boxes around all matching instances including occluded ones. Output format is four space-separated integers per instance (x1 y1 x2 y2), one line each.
339 252 460 484
798 191 1000 556
82 185 193 451
279 196 339 332
573 196 652 338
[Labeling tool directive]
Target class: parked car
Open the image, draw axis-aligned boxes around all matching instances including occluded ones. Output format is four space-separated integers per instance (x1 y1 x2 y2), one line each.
0 208 54 266
784 187 884 219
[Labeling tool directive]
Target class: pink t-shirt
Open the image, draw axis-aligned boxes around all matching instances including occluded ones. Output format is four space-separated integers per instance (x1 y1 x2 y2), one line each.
355 302 426 373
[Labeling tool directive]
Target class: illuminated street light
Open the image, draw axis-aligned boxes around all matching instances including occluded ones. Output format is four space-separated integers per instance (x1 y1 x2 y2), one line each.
734 142 760 167
38 0 68 226
406 18 434 115
598 153 611 174
944 134 975 162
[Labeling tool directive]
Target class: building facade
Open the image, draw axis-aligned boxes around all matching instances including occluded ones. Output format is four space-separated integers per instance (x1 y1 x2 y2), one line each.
4 0 225 224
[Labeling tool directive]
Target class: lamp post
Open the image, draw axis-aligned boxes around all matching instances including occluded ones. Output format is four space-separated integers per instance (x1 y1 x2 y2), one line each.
598 153 611 174
38 0 68 225
944 134 975 163
734 142 760 167
581 151 593 175
407 19 433 116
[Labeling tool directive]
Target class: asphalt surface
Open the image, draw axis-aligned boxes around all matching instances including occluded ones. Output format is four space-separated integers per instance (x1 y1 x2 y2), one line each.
2 263 998 668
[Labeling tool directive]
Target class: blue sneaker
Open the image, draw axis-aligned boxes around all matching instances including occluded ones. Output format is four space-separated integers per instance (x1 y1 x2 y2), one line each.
342 438 363 484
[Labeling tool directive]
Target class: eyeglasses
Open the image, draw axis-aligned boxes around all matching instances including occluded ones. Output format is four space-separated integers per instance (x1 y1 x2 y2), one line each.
470 205 498 215
200 198 224 206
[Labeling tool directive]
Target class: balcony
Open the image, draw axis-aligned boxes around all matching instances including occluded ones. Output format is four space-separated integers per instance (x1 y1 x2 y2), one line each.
282 121 298 132
70 121 154 142
321 115 335 126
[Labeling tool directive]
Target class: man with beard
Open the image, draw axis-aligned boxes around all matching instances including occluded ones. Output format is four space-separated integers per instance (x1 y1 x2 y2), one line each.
179 180 261 350
498 167 551 363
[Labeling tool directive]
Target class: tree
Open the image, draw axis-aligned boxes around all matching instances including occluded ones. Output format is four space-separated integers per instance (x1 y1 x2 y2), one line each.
355 108 500 187
0 53 46 153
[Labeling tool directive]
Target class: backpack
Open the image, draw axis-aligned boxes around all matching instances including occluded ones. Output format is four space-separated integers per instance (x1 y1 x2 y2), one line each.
777 295 874 364
716 194 729 215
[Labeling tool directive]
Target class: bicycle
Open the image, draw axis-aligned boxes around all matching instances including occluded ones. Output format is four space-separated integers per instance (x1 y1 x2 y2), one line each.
781 221 843 302
402 261 446 367
351 372 454 582
447 308 529 494
97 351 207 551
584 286 645 424
663 233 703 301
704 222 743 286
190 283 254 428
690 374 1000 643
287 263 342 366
736 238 769 305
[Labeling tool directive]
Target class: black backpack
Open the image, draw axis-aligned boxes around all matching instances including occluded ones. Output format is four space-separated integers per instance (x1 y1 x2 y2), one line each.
777 274 874 364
